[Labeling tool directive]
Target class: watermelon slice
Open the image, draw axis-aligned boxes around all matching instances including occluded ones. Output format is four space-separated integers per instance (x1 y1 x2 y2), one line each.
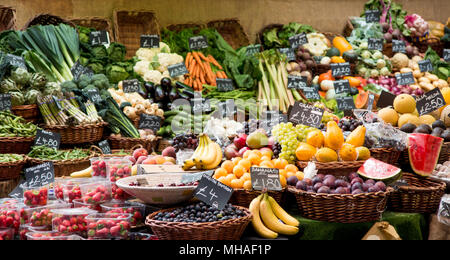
408 133 443 177
358 158 402 184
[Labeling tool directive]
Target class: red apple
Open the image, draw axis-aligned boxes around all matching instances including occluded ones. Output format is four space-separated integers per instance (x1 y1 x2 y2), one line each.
124 156 136 165
267 136 275 149
136 156 148 165
224 144 239 160
233 133 248 150
238 147 251 158
133 148 148 161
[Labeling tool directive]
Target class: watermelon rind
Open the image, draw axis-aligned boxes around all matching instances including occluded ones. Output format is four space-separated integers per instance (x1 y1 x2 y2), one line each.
408 133 443 177
357 158 402 184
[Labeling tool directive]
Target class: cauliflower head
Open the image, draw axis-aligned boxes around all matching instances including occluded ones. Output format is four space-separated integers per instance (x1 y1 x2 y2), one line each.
134 60 151 77
143 70 162 84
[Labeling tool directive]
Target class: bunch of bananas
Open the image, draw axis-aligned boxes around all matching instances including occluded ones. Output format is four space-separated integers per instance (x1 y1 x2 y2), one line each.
250 193 299 239
182 134 223 171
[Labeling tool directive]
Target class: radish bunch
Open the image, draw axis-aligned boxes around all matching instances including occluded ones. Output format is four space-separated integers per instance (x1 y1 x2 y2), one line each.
367 76 424 96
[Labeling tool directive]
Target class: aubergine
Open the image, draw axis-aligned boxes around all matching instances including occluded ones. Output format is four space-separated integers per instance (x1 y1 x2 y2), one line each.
154 85 165 102
161 77 172 88
169 87 179 102
179 88 195 99
144 82 155 98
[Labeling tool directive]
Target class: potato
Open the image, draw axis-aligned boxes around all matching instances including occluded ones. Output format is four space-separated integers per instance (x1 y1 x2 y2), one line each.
412 56 423 63
426 74 439 82
410 84 419 90
419 77 431 83
419 82 434 91
412 63 420 71
400 67 413 73
414 70 424 78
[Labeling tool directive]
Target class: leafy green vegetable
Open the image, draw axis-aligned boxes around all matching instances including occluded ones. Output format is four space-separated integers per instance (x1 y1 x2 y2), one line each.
99 97 140 138
107 42 127 62
262 23 316 49
424 47 450 80
106 64 129 84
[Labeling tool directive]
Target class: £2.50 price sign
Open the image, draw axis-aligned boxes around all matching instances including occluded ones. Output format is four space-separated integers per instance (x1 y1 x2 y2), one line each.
416 88 446 116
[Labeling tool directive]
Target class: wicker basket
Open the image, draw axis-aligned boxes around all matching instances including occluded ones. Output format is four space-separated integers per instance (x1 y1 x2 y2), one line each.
0 5 16 32
145 206 252 240
69 16 114 42
27 151 95 177
0 137 34 154
342 17 358 37
229 189 284 207
288 186 393 223
113 10 161 59
370 148 402 165
43 122 107 145
0 156 26 181
0 177 20 198
399 142 450 168
257 23 284 48
297 160 366 176
109 135 161 153
11 105 40 124
157 139 172 153
165 23 206 34
207 19 250 49
23 13 75 29
411 36 444 56
388 172 446 214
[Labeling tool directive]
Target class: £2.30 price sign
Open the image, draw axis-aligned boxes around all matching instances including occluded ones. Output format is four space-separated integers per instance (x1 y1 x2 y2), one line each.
194 174 233 210
288 101 324 129
250 167 282 191
34 130 61 149
24 162 55 187
416 88 446 116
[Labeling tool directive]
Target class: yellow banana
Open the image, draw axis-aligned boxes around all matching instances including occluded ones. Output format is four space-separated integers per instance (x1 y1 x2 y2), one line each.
198 136 218 166
70 167 93 178
194 135 209 169
249 194 278 239
260 194 299 236
200 142 223 170
183 137 205 170
182 159 196 171
267 195 299 227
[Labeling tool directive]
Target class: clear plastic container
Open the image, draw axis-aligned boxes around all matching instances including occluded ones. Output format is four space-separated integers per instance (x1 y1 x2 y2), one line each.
54 178 93 204
106 158 133 183
79 180 112 204
51 208 97 237
0 227 14 240
111 182 133 201
86 213 132 240
21 201 71 229
438 194 450 226
25 231 84 240
176 149 195 165
72 199 103 212
19 224 48 240
90 157 109 178
129 232 158 240
0 204 21 232
100 201 145 227
23 184 49 207
0 198 21 206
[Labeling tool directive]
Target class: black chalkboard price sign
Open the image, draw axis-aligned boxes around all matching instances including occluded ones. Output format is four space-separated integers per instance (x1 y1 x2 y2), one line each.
24 162 55 187
189 36 209 50
140 35 160 48
192 98 212 114
287 75 307 90
333 79 351 95
288 101 324 129
365 10 380 23
418 59 434 73
331 62 351 77
5 54 27 70
250 167 282 191
395 72 415 85
217 78 234 92
86 87 102 103
194 174 233 210
0 93 11 111
392 40 406 53
71 61 93 81
98 140 112 155
138 114 162 133
444 49 450 63
278 48 296 61
168 63 189 78
246 44 261 56
377 90 397 109
336 96 356 111
289 33 308 49
34 130 61 149
368 38 384 51
416 88 446 116
122 79 141 93
89 31 109 46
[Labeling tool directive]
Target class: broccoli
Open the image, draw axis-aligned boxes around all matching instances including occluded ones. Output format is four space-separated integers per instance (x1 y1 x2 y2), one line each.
78 74 92 89
60 80 78 93
91 74 110 90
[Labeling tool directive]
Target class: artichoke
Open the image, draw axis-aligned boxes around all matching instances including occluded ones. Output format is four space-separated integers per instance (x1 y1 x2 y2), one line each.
43 82 61 96
0 78 19 93
29 73 47 90
10 67 31 87
24 89 42 105
10 91 25 107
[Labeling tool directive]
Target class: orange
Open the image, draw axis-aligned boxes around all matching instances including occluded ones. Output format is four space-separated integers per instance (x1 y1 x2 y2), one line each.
243 150 253 159
154 156 166 165
225 174 237 184
285 164 299 173
241 172 251 181
214 168 228 179
231 157 242 165
279 175 287 188
238 159 252 171
260 160 274 168
339 143 358 161
230 178 244 189
248 154 261 166
306 130 324 148
252 150 262 158
279 169 287 178
295 142 317 161
261 156 272 162
286 171 296 179
218 176 230 187
261 150 273 159
233 165 246 178
221 160 234 173
274 158 288 169
295 171 305 181
243 180 253 190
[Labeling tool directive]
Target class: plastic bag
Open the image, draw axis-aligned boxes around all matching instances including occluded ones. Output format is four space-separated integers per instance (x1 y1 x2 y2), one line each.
438 195 450 226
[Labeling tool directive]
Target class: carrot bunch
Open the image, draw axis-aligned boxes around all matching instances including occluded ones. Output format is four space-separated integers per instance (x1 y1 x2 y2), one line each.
184 51 228 91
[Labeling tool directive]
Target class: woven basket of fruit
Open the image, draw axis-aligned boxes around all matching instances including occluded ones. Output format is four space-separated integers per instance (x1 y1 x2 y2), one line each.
0 155 27 181
369 148 402 165
229 189 284 208
297 160 366 176
388 172 446 214
145 202 252 240
109 135 161 154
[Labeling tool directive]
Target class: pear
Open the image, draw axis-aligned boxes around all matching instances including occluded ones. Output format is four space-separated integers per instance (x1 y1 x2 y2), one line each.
246 131 269 149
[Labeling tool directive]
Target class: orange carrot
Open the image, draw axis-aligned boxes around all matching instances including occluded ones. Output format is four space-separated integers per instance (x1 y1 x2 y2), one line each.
197 52 209 62
199 71 206 85
192 52 205 73
216 71 223 79
188 59 196 74
203 62 215 84
220 71 228 79
208 55 223 70
196 79 203 91
185 52 192 68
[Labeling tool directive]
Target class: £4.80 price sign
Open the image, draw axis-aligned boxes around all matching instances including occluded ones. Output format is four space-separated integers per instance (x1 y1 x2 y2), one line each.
194 175 233 210
34 130 61 149
288 101 324 129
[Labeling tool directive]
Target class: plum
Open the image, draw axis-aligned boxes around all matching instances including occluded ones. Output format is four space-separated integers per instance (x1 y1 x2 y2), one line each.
368 186 380 193
288 176 299 186
334 179 347 188
365 179 376 186
352 189 363 195
362 183 370 192
335 187 347 194
351 182 363 192
296 181 307 191
351 177 364 185
304 178 313 186
323 178 335 188
312 176 323 185
317 174 325 180
317 186 330 194
343 187 351 194
313 183 324 192
348 172 358 180
375 181 387 192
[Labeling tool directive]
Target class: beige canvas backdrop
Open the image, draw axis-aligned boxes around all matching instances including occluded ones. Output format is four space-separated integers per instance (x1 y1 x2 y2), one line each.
2 0 449 42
